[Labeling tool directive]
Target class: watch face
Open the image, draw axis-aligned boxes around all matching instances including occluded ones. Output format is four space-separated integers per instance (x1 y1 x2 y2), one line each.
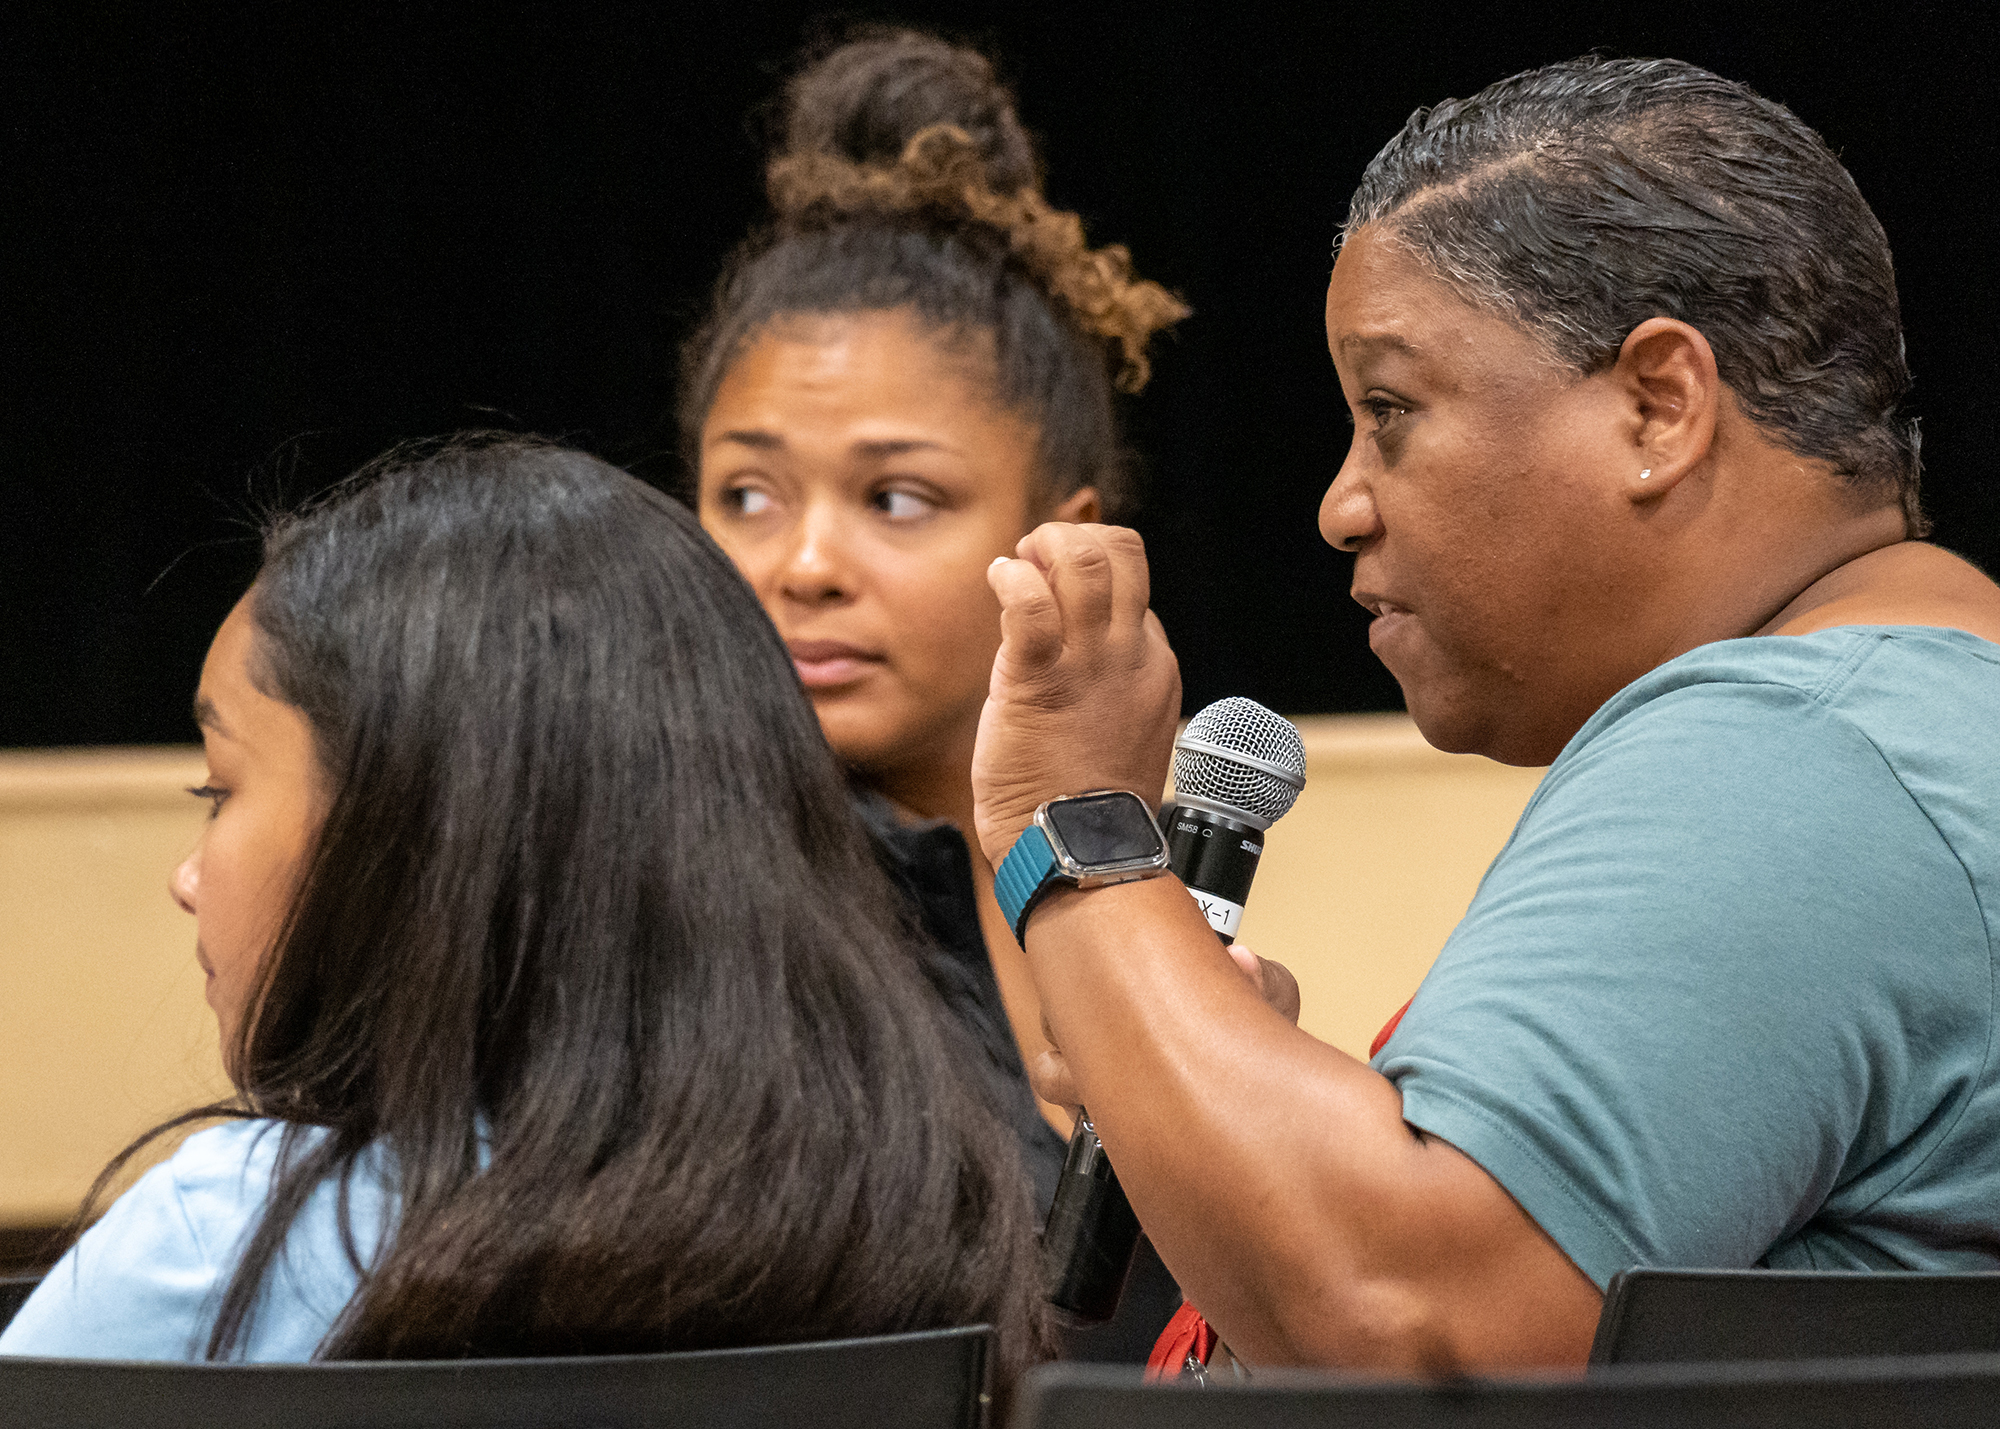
1044 791 1165 867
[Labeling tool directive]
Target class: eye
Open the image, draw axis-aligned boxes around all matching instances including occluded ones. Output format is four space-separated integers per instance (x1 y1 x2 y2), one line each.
871 487 938 522
720 485 775 517
186 785 228 819
1362 396 1410 430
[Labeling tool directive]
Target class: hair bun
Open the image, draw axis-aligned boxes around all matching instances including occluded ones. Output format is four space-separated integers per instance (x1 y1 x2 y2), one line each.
781 29 1039 194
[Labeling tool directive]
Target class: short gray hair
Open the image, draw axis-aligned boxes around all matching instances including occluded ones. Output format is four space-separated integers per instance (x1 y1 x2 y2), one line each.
1346 56 1924 534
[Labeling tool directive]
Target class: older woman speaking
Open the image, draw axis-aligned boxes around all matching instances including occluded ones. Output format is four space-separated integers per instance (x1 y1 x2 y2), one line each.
969 57 2000 1373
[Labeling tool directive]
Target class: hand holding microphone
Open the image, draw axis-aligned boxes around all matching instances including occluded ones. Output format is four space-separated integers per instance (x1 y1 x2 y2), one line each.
975 525 1307 1320
1037 698 1307 1321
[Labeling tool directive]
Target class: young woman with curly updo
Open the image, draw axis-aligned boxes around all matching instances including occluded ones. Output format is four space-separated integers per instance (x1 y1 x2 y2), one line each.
681 30 1188 1359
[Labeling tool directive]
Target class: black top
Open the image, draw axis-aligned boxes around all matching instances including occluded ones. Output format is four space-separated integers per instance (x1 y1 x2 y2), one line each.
857 792 1184 1364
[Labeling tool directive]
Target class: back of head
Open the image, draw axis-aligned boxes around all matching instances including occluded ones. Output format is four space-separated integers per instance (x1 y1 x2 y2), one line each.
214 434 1049 1377
1346 56 1924 533
681 27 1187 515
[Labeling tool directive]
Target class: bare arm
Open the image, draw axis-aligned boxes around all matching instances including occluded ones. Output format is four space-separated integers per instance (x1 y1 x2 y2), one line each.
973 524 1599 1372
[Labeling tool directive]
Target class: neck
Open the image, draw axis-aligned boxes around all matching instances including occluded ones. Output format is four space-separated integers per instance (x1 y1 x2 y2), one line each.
1674 502 1911 651
1487 492 1912 767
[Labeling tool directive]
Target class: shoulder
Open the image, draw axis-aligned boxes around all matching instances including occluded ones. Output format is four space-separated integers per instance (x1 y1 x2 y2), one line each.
1382 630 2000 1285
0 1120 290 1360
1572 625 2000 753
1540 626 2000 863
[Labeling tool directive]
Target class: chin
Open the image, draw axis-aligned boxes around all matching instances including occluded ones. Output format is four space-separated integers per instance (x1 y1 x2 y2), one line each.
1407 706 1486 757
1408 693 1562 768
816 707 905 774
1398 674 1496 760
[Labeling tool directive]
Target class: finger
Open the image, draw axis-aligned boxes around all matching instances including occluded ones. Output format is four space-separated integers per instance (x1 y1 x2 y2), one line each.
1095 525 1153 632
988 554 1065 675
1142 609 1177 667
1261 956 1303 1025
1030 523 1118 642
1226 943 1305 1025
1029 1045 1084 1113
1225 941 1263 990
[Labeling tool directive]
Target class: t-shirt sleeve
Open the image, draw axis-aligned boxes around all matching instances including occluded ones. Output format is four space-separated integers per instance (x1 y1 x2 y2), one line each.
0 1123 276 1360
1376 678 1987 1289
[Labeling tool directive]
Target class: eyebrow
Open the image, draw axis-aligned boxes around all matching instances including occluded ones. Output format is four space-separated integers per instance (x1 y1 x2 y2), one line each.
192 694 229 737
854 438 950 458
712 429 784 451
1338 331 1422 357
710 430 954 459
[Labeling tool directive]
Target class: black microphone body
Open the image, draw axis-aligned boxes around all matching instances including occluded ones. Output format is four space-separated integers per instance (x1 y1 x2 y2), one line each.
1162 803 1266 945
1040 698 1304 1322
1039 805 1266 1320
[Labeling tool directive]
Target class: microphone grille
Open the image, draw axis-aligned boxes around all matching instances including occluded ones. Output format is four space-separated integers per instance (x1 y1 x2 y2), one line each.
1173 697 1307 826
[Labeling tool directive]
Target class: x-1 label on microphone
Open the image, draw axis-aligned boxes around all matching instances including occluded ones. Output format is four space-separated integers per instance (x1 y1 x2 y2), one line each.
1162 802 1266 945
1191 893 1246 937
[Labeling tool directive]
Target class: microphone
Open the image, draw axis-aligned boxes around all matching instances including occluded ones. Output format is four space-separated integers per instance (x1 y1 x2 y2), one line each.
1041 697 1307 1322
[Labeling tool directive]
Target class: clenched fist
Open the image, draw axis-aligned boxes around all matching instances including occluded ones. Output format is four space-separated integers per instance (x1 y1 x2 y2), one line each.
971 523 1183 871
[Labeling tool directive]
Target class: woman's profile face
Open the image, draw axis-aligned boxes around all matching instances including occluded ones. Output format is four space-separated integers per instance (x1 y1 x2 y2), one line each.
700 309 1095 784
169 595 323 1060
1319 225 1642 765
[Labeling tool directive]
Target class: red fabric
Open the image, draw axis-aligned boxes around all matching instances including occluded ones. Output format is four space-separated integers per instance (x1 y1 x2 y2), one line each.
1370 997 1415 1059
1147 1300 1218 1380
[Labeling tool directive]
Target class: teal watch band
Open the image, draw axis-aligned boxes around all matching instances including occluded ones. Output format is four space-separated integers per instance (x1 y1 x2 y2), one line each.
993 823 1059 945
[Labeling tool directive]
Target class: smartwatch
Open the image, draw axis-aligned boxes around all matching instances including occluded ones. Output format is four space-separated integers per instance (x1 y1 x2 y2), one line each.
993 790 1172 945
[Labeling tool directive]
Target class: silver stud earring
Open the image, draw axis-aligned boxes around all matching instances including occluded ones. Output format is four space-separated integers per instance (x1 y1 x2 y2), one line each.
1639 468 1652 481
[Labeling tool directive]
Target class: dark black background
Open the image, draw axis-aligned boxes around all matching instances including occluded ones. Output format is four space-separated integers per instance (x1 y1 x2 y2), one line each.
7 2 1995 746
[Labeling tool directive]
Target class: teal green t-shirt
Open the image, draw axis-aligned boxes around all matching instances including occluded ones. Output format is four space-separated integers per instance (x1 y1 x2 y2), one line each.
1375 626 2000 1289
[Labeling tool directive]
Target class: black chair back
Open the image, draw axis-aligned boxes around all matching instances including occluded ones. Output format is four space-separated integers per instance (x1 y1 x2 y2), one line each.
1590 1267 2000 1364
1011 1353 2000 1429
0 1323 990 1429
0 1274 42 1333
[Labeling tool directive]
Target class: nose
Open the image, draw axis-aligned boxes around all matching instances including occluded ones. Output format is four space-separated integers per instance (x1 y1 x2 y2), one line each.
170 847 199 915
1319 445 1382 554
777 498 854 607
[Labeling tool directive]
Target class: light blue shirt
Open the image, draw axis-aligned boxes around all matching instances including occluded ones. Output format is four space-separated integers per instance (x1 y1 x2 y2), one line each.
1 1119 389 1359
1378 627 2000 1288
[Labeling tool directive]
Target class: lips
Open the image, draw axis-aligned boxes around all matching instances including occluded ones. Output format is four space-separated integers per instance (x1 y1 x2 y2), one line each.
1354 590 1415 657
786 639 883 690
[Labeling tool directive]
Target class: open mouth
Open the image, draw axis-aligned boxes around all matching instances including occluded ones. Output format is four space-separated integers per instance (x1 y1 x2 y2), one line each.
1355 589 1413 621
1356 593 1415 655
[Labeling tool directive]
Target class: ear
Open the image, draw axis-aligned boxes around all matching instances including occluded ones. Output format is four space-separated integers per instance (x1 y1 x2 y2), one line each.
1050 485 1103 524
1610 317 1720 503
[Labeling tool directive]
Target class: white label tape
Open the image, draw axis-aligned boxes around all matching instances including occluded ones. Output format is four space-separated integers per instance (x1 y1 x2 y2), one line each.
1191 893 1245 938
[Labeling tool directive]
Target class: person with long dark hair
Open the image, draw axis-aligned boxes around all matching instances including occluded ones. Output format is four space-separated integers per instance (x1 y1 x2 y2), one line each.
0 435 1051 1384
680 31 1192 1358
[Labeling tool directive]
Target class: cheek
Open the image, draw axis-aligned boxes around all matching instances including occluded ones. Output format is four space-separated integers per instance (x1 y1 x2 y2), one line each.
196 823 296 990
875 555 1003 691
700 521 774 594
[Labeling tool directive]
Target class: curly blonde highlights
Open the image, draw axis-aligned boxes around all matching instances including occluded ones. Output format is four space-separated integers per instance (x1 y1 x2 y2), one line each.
768 125 1189 393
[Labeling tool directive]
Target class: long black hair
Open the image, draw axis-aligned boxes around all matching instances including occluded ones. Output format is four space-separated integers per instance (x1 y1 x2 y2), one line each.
143 434 1048 1378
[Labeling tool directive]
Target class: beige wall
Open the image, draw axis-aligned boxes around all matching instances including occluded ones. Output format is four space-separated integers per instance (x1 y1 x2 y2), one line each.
0 748 229 1227
0 725 1544 1228
1237 716 1543 1060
